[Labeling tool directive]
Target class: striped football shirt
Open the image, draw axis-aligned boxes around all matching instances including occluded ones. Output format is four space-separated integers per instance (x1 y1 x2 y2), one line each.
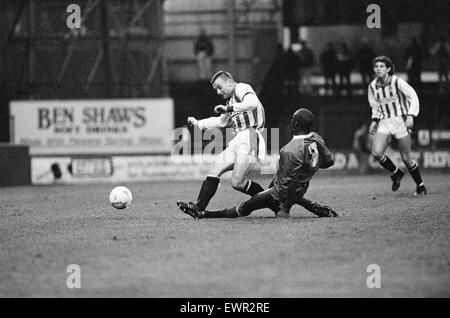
228 83 265 131
368 75 420 120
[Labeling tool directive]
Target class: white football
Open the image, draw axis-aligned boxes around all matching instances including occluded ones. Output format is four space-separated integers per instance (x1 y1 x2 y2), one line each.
109 186 132 209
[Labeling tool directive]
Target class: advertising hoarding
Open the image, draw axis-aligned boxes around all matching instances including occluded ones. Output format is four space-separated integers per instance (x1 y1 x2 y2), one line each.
10 99 174 155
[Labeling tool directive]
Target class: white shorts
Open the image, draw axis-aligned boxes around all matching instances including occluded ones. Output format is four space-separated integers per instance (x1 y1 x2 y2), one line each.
214 127 266 167
377 117 409 139
229 127 266 160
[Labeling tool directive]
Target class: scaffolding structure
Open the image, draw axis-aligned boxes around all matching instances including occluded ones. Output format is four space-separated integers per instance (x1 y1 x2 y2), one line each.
0 0 167 100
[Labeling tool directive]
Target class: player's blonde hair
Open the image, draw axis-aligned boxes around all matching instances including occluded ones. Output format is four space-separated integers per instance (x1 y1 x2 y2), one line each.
210 70 233 84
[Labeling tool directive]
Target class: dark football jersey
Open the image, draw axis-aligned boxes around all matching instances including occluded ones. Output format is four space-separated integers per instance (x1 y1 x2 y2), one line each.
272 132 334 208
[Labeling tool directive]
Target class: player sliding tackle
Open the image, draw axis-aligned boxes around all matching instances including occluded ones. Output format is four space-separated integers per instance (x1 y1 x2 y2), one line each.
177 70 268 214
178 108 338 219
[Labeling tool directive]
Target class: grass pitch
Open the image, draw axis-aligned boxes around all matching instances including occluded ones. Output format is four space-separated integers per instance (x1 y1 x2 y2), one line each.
1 173 449 297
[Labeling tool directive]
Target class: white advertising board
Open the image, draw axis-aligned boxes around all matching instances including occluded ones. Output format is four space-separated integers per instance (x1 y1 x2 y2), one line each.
30 150 450 185
10 99 174 155
30 155 276 185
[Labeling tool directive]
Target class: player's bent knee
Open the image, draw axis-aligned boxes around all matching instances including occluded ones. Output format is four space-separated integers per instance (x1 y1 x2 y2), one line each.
231 178 246 191
230 170 249 190
208 163 230 177
371 149 384 160
400 152 412 164
399 149 410 158
400 153 410 162
207 168 221 178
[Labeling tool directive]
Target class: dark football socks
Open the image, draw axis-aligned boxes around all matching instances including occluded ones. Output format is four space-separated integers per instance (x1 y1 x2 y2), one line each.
203 190 274 218
239 180 265 196
406 161 424 186
377 155 398 173
297 197 317 212
195 176 220 211
203 207 239 218
238 191 274 216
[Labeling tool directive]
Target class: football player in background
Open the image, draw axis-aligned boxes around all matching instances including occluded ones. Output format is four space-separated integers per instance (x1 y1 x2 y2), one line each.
368 56 427 195
177 71 267 214
178 108 338 219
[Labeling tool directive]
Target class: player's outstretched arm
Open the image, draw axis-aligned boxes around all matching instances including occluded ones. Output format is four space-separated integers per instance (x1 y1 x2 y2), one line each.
314 135 334 169
320 155 334 169
191 113 229 130
187 117 199 128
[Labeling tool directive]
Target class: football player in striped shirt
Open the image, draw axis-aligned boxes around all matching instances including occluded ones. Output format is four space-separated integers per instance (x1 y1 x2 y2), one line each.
368 56 426 195
178 108 338 219
177 71 267 214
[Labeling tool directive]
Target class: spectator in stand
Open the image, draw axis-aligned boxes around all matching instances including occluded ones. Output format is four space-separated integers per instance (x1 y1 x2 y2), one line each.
337 41 353 96
263 43 288 92
285 45 301 94
357 37 376 90
320 42 338 96
298 40 315 95
194 28 215 81
430 37 450 90
405 37 425 89
260 43 290 135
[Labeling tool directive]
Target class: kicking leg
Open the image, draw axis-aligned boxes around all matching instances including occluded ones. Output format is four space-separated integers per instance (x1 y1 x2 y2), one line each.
193 147 234 211
230 128 266 197
179 189 278 219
